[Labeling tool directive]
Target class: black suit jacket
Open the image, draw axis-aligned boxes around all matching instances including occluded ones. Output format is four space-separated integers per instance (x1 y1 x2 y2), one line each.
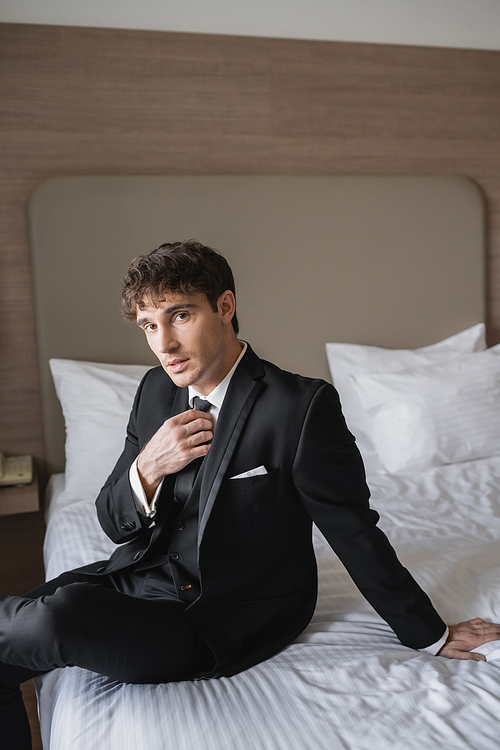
88 344 445 677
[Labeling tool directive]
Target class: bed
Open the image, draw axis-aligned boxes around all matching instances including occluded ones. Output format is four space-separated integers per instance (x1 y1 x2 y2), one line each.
28 176 500 749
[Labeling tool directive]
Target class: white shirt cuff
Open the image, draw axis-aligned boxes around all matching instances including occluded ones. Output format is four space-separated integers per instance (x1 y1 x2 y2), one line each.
419 627 449 655
129 457 164 517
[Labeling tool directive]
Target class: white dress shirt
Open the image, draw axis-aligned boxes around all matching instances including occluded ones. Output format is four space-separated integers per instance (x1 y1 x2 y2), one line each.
128 339 447 654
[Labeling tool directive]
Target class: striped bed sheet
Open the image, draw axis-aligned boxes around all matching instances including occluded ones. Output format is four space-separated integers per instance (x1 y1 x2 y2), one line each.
37 457 500 749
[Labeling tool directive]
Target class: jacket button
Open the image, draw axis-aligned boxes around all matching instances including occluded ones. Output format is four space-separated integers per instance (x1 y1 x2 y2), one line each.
133 552 141 560
169 552 180 561
96 567 106 573
177 521 185 531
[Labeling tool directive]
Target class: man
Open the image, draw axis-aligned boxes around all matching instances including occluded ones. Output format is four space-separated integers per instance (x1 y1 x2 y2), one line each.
1 240 499 748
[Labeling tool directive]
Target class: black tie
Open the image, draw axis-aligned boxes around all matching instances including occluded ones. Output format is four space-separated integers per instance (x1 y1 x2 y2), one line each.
174 397 212 506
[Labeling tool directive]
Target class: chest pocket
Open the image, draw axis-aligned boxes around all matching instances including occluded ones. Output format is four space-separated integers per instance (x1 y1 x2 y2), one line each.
224 467 277 494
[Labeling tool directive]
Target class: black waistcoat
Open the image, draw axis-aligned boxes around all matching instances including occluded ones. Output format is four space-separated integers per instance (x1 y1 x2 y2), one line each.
134 467 204 605
164 479 202 605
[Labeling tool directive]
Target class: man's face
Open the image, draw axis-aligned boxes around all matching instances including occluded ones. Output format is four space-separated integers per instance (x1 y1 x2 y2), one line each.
136 292 236 394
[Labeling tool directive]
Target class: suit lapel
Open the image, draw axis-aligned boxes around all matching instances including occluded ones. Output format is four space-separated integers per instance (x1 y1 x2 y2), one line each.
171 384 189 418
147 372 188 440
197 345 264 547
150 381 188 541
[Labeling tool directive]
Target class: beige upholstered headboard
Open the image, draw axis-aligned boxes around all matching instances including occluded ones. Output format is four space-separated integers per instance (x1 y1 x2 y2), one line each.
28 175 484 473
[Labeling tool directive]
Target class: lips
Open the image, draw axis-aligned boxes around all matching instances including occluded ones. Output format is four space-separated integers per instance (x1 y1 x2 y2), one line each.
166 358 189 373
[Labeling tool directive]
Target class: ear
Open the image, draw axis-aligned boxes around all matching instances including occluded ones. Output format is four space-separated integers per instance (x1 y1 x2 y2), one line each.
217 290 236 326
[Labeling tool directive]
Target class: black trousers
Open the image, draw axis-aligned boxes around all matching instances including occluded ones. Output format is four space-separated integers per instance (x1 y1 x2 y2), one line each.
0 570 212 750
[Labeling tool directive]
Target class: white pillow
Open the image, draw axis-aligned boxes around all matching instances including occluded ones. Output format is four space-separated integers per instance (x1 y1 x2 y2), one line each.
325 323 486 473
50 359 153 503
351 345 500 475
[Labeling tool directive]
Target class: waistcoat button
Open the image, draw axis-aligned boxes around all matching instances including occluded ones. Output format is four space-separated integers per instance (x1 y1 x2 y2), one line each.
177 521 185 530
169 552 180 561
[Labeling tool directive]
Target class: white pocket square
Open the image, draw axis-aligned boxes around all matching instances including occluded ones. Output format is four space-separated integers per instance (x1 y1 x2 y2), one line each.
229 465 267 480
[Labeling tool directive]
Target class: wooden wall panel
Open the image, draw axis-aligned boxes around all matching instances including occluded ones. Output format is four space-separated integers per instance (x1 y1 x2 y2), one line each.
1 22 500 472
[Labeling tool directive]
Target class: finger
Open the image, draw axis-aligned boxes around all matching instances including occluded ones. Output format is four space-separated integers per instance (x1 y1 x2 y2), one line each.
186 442 211 460
187 429 213 447
184 415 213 433
455 653 487 662
171 410 209 426
440 648 486 662
458 652 487 662
188 409 215 423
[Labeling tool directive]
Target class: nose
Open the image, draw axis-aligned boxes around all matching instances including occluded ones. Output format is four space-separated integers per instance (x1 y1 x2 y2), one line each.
158 326 178 354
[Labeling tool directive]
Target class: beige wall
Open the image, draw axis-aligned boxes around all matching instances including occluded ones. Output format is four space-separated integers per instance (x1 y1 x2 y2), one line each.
28 175 484 472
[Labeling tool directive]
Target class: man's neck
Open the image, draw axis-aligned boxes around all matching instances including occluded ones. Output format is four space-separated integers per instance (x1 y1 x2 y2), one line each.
189 341 247 408
197 338 244 396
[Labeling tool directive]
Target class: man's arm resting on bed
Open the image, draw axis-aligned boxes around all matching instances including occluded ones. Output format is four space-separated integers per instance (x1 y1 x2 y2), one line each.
291 384 500 659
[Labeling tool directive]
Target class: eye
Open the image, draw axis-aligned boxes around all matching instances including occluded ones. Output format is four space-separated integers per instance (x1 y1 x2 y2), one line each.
143 323 156 333
175 312 189 322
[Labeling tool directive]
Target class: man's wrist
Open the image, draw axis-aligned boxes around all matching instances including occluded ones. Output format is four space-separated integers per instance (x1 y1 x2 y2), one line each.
130 458 162 516
136 454 162 499
419 627 449 656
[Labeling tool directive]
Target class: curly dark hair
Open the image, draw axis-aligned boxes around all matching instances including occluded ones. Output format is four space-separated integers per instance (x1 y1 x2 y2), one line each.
121 240 239 334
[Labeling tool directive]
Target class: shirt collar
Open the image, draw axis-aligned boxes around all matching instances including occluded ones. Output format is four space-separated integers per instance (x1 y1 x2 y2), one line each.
188 341 247 410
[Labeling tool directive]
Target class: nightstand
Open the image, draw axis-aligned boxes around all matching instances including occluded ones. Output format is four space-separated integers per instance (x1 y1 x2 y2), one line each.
0 472 40 516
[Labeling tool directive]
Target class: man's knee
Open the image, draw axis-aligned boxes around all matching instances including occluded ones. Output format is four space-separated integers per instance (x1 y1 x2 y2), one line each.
43 582 101 641
0 585 100 673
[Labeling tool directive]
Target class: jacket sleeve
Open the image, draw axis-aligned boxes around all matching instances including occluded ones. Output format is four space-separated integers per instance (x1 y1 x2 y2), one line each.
95 371 152 544
292 382 446 650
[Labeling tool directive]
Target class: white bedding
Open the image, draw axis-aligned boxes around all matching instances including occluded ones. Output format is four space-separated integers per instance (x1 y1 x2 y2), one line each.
37 456 500 750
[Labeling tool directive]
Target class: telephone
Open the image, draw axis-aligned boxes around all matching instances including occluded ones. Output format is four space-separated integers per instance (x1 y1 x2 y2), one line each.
0 452 33 487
